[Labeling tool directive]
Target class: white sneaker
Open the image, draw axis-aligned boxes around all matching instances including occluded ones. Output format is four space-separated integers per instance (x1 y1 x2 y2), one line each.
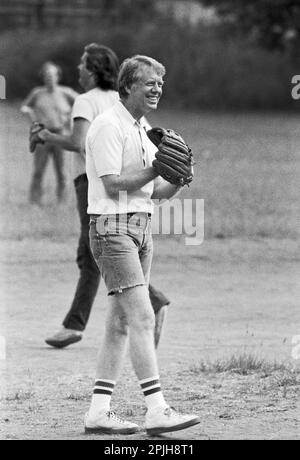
145 406 200 435
84 410 140 435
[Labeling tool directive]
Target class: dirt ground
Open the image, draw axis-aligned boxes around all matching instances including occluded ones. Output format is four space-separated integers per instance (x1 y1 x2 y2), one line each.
0 236 299 440
0 104 299 440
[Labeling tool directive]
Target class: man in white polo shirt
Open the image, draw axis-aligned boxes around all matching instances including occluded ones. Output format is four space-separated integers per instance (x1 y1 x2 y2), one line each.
37 44 169 350
85 55 200 435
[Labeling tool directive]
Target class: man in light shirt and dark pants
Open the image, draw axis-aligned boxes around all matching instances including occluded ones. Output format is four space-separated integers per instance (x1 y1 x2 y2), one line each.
85 55 200 435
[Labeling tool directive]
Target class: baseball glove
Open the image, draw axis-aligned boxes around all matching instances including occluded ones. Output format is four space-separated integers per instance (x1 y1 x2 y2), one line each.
147 127 194 186
29 122 45 153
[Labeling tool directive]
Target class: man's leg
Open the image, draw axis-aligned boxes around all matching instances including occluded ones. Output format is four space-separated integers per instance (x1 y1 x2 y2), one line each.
92 285 158 380
149 284 170 313
62 233 100 331
29 144 49 204
87 284 199 435
153 306 167 348
45 232 100 348
51 143 66 202
86 215 199 435
85 294 140 434
115 285 159 379
45 175 100 348
94 295 129 381
149 284 170 348
64 174 100 331
86 284 158 434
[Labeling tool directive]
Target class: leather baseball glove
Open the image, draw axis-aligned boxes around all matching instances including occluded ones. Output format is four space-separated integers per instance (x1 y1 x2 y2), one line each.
29 122 45 153
147 127 194 186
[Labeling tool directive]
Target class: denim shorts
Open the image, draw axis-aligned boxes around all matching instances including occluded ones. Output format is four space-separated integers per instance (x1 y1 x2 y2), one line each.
89 213 153 296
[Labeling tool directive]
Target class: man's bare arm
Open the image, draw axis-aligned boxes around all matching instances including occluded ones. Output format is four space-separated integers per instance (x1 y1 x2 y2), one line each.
102 168 158 199
38 118 90 153
152 176 182 200
20 105 37 123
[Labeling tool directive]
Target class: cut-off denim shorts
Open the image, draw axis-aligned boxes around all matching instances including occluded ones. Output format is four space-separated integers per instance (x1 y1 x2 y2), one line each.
89 213 153 296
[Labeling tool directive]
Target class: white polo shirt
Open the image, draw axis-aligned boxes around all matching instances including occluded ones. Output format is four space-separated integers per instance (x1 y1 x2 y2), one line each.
86 101 157 215
71 88 119 179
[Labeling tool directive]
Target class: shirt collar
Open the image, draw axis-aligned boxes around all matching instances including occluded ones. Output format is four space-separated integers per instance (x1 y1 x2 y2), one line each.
116 100 148 130
115 100 137 128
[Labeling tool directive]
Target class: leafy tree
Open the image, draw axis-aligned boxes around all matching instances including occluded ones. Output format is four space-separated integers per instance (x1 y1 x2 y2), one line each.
101 0 156 23
199 0 300 53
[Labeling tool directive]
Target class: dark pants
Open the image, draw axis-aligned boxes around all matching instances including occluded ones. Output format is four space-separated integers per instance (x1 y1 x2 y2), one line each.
63 174 170 332
30 141 65 204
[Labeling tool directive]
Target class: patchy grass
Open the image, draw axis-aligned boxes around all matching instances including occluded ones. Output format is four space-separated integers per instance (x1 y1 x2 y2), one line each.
65 392 89 402
273 373 299 388
2 390 35 402
189 354 295 376
1 104 299 240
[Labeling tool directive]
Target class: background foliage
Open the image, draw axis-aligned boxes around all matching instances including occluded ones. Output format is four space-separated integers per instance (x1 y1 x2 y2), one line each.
199 0 300 52
0 0 298 109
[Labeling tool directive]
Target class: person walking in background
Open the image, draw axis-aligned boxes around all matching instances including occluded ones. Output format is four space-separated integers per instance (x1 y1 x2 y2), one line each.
21 61 78 204
36 44 169 349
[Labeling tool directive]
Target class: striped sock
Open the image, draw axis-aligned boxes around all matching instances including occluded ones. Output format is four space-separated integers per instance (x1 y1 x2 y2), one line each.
89 379 115 415
139 376 167 411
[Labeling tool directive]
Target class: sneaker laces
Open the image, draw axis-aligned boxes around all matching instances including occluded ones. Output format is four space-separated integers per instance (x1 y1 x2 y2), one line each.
107 411 129 425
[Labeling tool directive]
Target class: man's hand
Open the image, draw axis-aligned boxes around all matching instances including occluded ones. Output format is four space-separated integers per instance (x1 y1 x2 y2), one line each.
36 128 52 142
29 122 45 153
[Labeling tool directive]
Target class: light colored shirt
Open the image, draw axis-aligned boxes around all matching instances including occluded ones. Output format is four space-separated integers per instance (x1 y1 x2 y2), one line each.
21 86 78 130
71 88 119 178
86 101 157 215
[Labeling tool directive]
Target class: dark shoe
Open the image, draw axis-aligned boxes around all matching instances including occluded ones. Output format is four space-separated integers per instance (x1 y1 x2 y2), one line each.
45 327 82 348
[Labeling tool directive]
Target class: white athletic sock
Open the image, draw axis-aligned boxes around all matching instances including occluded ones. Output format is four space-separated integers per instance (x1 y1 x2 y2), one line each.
139 375 167 411
89 379 116 415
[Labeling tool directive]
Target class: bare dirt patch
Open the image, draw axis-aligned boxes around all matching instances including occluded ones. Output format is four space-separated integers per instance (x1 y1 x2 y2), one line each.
0 237 299 440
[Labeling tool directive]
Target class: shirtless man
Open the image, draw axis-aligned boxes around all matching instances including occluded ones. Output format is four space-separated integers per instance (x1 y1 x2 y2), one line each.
21 61 78 204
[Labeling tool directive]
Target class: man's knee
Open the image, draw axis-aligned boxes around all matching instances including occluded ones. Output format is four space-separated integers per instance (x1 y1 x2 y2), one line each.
129 305 155 332
32 169 43 182
108 314 129 337
114 285 155 331
137 311 155 332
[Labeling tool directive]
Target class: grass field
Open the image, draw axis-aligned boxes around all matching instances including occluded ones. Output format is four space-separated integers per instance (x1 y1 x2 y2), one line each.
0 103 299 440
0 102 299 241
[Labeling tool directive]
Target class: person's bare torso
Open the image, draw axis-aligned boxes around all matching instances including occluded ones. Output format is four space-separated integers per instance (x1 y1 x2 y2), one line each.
32 86 73 130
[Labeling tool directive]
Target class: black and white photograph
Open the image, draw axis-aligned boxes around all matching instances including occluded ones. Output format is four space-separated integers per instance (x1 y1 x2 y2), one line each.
0 0 299 442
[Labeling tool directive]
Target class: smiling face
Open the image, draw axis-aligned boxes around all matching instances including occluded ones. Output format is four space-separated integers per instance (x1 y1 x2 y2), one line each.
125 65 164 119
